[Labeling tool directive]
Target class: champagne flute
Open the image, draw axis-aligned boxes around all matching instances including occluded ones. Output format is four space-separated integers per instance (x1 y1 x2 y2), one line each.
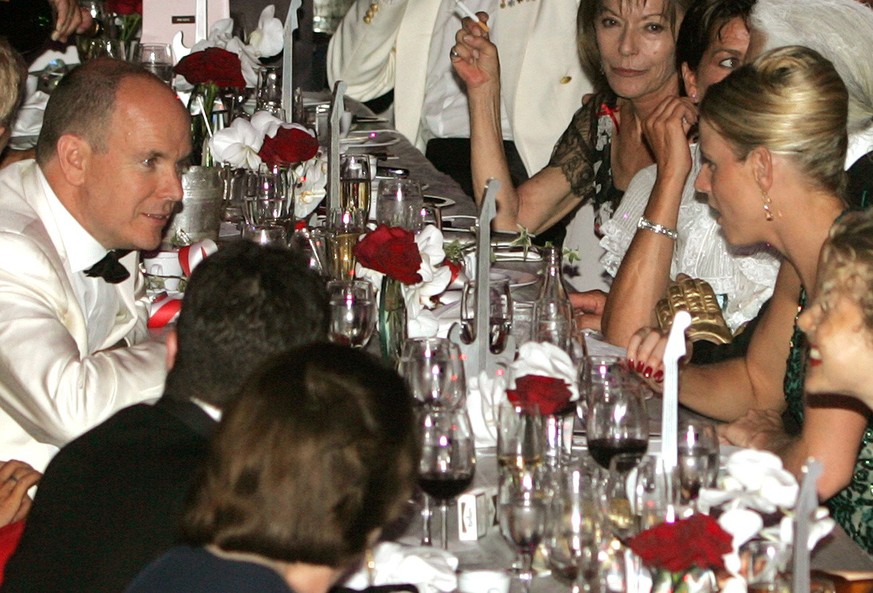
417 408 476 549
340 155 372 215
327 280 376 348
585 381 649 470
325 209 365 282
499 466 548 593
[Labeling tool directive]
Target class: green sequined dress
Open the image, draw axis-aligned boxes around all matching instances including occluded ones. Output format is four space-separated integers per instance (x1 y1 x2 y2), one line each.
784 289 873 554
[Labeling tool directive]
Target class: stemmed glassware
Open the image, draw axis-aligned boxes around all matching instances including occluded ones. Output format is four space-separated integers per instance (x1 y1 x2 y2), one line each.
499 465 549 593
586 381 649 471
546 459 600 591
134 43 174 86
327 280 376 348
324 209 365 282
601 452 644 542
460 276 513 354
497 401 544 475
417 408 476 549
678 419 720 505
376 179 425 231
397 337 466 409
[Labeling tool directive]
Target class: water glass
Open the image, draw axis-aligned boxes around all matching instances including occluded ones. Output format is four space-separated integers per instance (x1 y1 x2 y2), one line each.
510 301 534 346
325 209 365 281
678 419 720 504
241 224 286 247
327 280 376 348
498 464 548 593
340 155 372 215
601 452 644 541
546 459 600 588
460 276 512 354
375 179 424 230
496 400 544 475
397 337 466 409
739 540 792 593
255 66 283 117
78 37 126 61
635 454 681 530
243 165 290 228
134 43 174 85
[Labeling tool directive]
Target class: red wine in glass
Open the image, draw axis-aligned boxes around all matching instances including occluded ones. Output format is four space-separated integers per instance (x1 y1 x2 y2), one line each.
418 471 474 502
587 437 648 470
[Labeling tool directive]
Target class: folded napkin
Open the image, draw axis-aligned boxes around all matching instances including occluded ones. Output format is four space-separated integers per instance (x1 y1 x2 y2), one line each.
341 543 458 593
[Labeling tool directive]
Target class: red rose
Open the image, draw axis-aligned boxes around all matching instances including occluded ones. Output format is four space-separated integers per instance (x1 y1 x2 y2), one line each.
506 375 573 416
442 258 462 285
174 48 246 88
627 514 732 572
105 0 141 14
353 225 422 284
258 125 320 167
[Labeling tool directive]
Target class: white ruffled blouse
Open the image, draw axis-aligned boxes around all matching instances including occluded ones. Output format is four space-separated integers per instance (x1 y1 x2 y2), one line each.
599 144 781 333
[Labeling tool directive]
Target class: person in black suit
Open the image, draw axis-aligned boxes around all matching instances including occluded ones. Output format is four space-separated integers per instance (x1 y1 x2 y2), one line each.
1 241 328 593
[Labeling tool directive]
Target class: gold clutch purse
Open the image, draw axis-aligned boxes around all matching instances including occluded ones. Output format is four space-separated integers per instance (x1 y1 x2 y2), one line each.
655 274 733 344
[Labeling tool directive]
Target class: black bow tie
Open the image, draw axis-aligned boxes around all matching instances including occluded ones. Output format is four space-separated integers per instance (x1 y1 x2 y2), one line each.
84 250 131 284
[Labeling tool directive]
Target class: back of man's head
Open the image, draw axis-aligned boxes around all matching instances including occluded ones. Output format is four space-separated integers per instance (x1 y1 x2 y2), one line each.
164 241 328 408
36 58 169 164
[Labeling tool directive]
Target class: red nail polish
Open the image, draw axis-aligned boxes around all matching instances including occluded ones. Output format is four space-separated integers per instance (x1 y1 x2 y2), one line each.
643 366 653 379
654 370 663 382
626 359 635 371
636 361 645 373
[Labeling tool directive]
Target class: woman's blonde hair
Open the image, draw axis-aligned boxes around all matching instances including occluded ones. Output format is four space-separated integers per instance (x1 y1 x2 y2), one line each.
819 209 873 332
576 0 694 91
0 38 26 131
699 45 848 196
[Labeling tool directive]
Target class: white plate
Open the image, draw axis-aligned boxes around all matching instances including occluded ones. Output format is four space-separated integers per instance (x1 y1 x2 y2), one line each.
491 267 540 288
423 195 457 209
340 132 400 149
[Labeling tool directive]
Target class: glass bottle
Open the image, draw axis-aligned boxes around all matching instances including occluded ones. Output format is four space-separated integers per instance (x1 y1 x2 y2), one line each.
533 245 573 351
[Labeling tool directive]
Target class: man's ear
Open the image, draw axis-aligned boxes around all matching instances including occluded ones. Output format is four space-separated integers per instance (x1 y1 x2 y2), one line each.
54 134 91 187
681 62 699 102
165 328 178 371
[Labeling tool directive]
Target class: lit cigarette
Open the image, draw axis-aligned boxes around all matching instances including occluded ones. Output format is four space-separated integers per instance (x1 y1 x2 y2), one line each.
454 0 490 33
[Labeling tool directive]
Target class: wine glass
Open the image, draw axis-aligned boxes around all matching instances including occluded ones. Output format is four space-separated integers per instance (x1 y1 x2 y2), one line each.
499 465 549 593
78 37 126 61
417 408 476 549
134 43 174 86
327 280 376 348
585 381 649 471
497 400 544 476
635 454 681 529
241 223 286 247
376 179 425 231
600 452 644 542
679 418 720 495
546 459 600 591
397 337 466 409
577 355 630 424
460 276 512 354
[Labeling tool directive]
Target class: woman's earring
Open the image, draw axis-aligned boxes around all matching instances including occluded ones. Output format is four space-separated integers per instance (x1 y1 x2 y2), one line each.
762 191 774 221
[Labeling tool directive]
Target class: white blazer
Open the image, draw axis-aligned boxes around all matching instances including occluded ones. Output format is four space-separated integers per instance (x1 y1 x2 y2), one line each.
327 0 592 174
0 160 166 471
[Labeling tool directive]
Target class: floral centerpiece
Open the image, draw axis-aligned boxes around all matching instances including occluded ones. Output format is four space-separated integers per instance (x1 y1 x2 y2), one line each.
104 0 142 44
354 225 452 360
173 6 284 163
624 449 835 593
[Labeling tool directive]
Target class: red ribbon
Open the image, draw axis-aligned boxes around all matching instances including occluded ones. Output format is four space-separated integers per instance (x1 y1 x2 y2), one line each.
148 292 183 329
597 102 620 132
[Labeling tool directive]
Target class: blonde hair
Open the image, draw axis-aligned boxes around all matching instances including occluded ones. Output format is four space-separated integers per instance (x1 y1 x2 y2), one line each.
0 38 26 130
699 45 848 196
751 0 873 136
819 209 873 332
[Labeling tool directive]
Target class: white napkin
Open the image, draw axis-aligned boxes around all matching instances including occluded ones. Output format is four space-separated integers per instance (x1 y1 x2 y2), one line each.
10 90 49 148
698 449 798 514
509 342 580 401
341 542 458 593
466 371 507 448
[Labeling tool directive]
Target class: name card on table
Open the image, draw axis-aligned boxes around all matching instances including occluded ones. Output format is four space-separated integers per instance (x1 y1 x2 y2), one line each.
141 0 230 55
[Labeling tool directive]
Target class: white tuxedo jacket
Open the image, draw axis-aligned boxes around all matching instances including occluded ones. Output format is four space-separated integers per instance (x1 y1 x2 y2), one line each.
327 0 591 174
0 160 166 471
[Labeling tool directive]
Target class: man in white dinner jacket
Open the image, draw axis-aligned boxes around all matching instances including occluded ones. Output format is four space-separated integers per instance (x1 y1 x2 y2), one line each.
0 58 191 472
327 0 592 195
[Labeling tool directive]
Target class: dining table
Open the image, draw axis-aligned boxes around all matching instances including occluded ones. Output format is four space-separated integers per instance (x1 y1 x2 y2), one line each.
317 94 873 592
